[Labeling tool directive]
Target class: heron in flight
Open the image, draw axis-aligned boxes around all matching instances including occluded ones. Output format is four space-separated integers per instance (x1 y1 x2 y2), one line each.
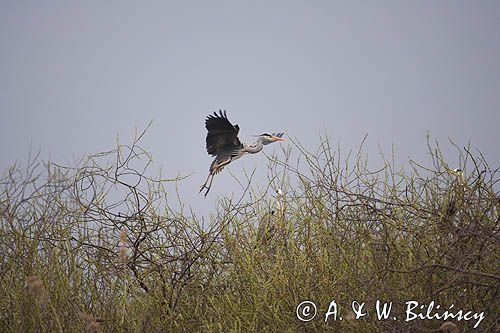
200 110 285 197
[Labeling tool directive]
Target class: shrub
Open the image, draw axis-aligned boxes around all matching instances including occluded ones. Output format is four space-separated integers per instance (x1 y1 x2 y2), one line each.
0 132 498 332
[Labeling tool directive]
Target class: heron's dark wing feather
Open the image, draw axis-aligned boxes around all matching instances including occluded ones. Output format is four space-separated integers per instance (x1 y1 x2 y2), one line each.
205 110 242 156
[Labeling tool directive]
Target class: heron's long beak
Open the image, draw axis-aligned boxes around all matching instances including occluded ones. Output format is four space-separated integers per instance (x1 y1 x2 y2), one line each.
272 136 285 142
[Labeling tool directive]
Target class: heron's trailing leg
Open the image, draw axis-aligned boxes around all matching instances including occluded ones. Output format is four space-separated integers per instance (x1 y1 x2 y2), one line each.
199 173 215 197
205 173 215 197
199 173 211 195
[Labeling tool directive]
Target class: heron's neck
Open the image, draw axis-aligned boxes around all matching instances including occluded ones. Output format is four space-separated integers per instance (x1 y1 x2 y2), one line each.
244 138 264 154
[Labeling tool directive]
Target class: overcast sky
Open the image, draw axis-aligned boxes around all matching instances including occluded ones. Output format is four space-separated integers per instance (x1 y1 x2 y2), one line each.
1 1 499 216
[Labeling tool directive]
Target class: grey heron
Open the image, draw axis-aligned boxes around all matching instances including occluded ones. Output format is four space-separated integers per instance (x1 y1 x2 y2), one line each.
200 110 285 197
256 188 284 247
442 168 466 223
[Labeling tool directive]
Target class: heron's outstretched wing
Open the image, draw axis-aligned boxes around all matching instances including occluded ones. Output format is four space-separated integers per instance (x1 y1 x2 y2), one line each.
205 110 242 156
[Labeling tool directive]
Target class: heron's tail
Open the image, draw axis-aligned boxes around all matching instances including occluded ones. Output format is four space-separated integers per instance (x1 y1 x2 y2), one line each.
210 157 230 175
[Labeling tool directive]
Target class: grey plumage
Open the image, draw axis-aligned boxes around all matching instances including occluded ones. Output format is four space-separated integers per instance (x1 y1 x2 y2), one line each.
200 110 285 197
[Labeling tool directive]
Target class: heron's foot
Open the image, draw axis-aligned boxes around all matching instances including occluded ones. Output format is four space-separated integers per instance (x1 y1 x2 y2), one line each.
199 184 211 197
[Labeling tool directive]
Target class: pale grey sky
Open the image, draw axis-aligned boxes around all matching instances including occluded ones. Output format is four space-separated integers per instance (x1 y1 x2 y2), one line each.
1 1 499 215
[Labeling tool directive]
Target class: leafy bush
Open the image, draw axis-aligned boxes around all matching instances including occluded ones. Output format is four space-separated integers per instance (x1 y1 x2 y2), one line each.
0 131 498 332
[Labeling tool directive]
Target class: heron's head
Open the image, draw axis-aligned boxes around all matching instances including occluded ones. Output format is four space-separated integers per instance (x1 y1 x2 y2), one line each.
257 132 285 145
